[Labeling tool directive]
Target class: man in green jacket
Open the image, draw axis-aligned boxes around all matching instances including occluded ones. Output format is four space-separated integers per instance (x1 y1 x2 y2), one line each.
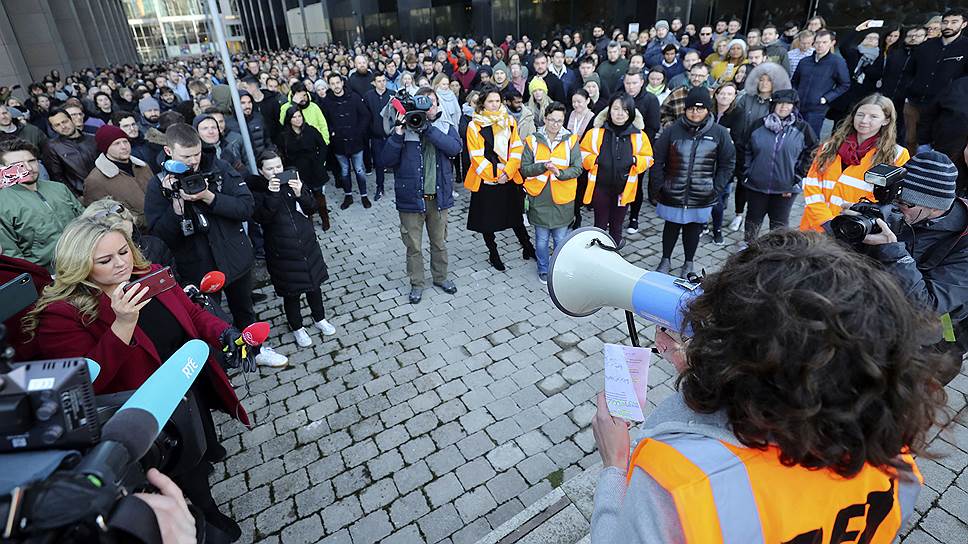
0 138 82 271
279 81 330 145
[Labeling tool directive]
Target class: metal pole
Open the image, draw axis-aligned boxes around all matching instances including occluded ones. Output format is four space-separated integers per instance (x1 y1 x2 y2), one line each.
266 0 282 50
205 0 258 174
298 0 309 46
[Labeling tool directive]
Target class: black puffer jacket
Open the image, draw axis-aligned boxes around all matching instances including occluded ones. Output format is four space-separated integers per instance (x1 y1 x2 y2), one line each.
241 92 271 156
320 90 371 156
245 174 328 297
144 152 254 285
649 116 736 208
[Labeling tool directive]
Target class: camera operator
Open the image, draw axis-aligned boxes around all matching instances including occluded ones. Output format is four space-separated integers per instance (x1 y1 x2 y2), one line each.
143 123 287 367
381 87 462 304
854 151 967 382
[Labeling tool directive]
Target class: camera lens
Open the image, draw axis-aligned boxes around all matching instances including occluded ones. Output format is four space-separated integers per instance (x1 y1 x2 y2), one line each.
830 215 874 244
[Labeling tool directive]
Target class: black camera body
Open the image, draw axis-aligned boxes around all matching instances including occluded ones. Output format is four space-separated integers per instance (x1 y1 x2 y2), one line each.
829 163 907 245
393 89 434 131
159 160 216 236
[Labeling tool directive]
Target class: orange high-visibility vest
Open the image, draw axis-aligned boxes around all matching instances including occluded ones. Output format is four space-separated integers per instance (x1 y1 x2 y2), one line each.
799 144 910 232
579 128 654 206
522 133 580 204
464 119 524 192
629 433 923 544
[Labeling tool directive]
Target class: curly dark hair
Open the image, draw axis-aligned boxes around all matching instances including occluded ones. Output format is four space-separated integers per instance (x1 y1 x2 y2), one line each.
679 230 951 478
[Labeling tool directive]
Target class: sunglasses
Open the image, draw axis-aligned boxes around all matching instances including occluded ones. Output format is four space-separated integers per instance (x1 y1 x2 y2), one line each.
94 203 126 219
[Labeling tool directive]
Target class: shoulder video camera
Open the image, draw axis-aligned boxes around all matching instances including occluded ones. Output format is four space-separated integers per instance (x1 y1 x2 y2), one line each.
160 160 216 197
828 164 907 245
391 89 433 131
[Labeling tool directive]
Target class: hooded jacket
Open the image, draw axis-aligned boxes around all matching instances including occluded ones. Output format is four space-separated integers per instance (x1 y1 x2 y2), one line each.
238 90 270 156
735 63 793 139
279 92 330 145
650 115 736 208
742 113 818 194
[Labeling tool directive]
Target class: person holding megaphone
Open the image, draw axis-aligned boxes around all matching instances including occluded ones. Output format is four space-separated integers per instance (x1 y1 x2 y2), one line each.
589 230 947 543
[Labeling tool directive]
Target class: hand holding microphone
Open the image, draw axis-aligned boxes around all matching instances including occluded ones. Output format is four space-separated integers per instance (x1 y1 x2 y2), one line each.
220 322 270 372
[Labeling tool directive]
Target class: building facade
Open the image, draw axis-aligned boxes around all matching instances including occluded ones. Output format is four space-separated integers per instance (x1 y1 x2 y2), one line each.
237 0 955 51
121 0 246 62
0 0 138 89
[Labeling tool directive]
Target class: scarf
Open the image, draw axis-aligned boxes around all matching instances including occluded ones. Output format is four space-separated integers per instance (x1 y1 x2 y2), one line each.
646 83 667 96
762 112 796 134
837 133 878 167
853 45 880 84
472 106 514 159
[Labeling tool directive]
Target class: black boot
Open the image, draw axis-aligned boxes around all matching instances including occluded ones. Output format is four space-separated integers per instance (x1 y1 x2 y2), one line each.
514 226 536 260
489 248 506 271
340 194 353 209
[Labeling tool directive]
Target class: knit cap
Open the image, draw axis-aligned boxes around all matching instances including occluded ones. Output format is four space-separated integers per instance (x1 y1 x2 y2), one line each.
139 95 160 115
583 72 602 87
528 77 548 94
655 20 670 31
899 150 959 211
684 86 713 110
95 124 128 154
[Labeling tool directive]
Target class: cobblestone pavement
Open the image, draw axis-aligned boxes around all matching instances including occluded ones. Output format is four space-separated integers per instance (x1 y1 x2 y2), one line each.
209 175 968 544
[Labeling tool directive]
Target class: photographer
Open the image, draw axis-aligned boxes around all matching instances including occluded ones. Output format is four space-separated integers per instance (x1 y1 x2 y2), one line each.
855 151 968 383
143 123 287 367
591 230 948 542
381 87 462 304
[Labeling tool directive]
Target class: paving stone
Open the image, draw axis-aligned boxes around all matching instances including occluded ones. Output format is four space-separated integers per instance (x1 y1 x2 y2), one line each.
390 490 431 527
280 514 325 544
401 435 437 464
383 525 424 544
368 449 406 480
486 443 526 471
426 472 465 507
456 457 496 489
295 482 335 517
516 452 558 485
255 498 296 535
405 410 440 436
486 468 529 503
376 424 411 451
920 507 968 542
418 504 464 543
342 438 379 467
427 444 467 476
321 495 364 533
452 517 493 544
393 460 433 494
349 510 394 544
455 485 498 523
537 374 569 396
333 465 369 498
360 478 399 513
516 429 554 456
486 497 525 528
231 485 271 520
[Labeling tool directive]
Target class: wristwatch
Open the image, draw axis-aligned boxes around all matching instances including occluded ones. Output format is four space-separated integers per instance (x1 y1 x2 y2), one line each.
820 97 827 105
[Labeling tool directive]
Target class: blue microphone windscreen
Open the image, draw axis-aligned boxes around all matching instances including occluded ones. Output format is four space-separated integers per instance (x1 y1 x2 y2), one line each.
101 407 159 460
86 358 100 382
118 339 209 432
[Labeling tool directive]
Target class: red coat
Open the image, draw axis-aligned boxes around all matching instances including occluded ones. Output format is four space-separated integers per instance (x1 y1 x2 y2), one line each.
34 265 249 426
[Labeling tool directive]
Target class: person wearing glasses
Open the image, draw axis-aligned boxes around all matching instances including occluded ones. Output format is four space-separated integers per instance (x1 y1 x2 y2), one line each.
853 151 968 384
0 138 82 271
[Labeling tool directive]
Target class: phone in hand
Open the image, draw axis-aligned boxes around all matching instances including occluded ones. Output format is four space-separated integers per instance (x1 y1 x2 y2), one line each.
0 273 37 322
277 170 299 186
869 20 884 28
123 267 176 300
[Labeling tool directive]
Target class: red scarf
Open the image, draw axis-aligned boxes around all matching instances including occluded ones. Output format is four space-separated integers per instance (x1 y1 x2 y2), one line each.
837 133 878 167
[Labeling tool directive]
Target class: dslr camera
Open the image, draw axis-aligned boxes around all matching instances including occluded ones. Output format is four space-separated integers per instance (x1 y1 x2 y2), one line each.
828 163 907 245
159 160 218 236
391 89 433 132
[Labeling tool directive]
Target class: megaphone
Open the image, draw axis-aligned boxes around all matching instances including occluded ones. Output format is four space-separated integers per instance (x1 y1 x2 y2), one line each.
548 227 701 335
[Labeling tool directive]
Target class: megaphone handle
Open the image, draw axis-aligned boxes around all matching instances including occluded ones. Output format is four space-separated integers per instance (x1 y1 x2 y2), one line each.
625 311 640 348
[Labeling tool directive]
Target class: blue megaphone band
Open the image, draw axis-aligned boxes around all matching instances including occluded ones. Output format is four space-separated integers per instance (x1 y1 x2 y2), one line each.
632 272 701 335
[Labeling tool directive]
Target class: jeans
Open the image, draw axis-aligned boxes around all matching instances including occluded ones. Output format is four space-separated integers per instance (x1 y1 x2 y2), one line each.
336 151 367 196
535 226 569 275
283 289 326 331
399 201 449 288
591 189 628 246
743 189 796 242
803 109 828 141
371 137 387 193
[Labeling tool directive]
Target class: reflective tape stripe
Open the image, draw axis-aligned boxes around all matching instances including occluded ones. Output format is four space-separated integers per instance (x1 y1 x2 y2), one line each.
838 173 873 193
830 195 847 207
802 177 820 187
475 161 489 175
469 149 485 157
804 195 826 205
823 180 837 189
663 435 766 544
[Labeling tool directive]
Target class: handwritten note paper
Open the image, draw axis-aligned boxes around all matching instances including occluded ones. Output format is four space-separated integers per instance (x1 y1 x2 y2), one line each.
603 344 652 422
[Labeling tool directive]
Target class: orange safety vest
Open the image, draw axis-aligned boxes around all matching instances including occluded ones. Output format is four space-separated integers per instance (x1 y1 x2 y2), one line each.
464 118 524 192
579 127 654 206
629 433 923 544
522 133 580 204
799 144 910 232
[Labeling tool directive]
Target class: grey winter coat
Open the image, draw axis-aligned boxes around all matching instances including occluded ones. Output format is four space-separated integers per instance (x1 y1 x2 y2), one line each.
742 115 817 194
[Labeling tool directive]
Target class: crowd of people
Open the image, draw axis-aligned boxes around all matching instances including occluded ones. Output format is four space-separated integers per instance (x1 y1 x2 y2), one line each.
1 8 967 544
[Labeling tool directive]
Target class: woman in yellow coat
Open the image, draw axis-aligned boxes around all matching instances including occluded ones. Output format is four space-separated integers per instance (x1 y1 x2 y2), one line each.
465 84 536 271
799 94 909 232
579 93 654 246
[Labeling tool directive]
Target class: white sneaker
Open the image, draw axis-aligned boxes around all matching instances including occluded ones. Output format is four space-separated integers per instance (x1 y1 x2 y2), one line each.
255 345 288 367
292 328 312 347
729 215 744 232
314 319 337 336
523 214 531 227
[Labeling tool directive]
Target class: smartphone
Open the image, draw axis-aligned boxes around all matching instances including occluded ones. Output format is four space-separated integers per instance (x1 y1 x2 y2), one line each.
0 273 38 322
869 20 884 28
123 267 176 300
277 170 299 185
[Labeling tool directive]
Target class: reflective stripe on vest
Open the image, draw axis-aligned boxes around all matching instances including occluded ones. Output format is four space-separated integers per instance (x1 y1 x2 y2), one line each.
630 433 922 544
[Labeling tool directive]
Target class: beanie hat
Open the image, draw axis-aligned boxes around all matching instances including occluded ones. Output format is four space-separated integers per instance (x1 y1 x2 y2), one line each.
900 151 959 211
95 124 128 154
528 77 548 94
138 95 160 115
771 89 799 106
656 20 670 31
684 86 713 111
192 113 217 131
583 72 602 87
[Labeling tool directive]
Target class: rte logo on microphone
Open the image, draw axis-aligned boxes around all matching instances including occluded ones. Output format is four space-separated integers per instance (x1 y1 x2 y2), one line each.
181 356 201 379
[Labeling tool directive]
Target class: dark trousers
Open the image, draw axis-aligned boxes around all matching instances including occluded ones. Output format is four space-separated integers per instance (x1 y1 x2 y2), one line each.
743 189 796 242
210 269 255 329
482 226 532 253
803 109 828 140
573 172 589 220
371 137 387 193
248 222 265 260
661 221 703 261
734 182 747 214
283 289 326 331
591 189 628 246
711 187 730 232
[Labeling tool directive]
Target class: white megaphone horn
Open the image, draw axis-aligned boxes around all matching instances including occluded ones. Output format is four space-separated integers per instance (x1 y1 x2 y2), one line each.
548 227 701 335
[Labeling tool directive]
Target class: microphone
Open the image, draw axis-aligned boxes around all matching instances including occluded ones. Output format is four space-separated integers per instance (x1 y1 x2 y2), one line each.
199 271 226 294
237 322 270 347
